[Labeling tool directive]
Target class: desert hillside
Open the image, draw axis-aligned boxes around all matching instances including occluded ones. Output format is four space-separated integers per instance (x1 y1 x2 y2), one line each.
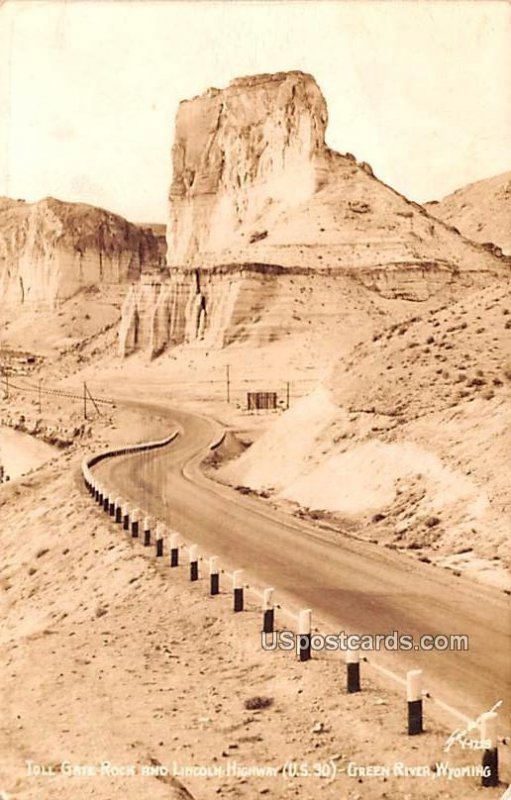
218 280 511 588
426 171 511 255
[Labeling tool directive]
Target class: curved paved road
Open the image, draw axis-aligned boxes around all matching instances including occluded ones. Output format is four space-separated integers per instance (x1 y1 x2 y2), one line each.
94 402 510 729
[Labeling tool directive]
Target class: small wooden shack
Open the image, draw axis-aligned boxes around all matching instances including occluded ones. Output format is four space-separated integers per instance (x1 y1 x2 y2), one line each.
247 392 278 411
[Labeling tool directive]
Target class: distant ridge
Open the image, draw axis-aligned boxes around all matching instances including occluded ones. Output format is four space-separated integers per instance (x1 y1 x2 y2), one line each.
426 171 511 255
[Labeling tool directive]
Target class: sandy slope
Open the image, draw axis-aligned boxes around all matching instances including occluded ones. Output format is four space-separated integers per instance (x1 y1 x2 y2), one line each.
0 427 56 480
1 285 123 356
0 406 507 799
426 171 511 254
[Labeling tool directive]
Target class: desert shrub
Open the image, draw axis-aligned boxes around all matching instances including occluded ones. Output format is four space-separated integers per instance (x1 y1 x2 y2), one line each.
249 230 268 243
244 696 274 710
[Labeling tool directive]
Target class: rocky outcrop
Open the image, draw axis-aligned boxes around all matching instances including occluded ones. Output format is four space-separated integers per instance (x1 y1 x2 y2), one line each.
121 71 509 356
0 197 161 309
167 71 327 266
165 71 507 272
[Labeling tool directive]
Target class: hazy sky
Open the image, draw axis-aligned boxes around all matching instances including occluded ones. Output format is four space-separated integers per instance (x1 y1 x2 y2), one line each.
0 0 510 223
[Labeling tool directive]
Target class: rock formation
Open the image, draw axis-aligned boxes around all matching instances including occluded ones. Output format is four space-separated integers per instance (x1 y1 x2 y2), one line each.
0 197 161 310
426 171 511 255
120 71 509 357
167 71 327 266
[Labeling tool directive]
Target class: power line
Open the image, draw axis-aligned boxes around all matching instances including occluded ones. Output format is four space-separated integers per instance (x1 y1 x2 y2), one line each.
4 378 114 405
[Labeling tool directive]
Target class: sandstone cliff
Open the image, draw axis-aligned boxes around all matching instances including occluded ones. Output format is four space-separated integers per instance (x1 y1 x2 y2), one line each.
121 71 508 357
425 171 511 255
167 71 326 266
0 197 161 310
165 71 505 272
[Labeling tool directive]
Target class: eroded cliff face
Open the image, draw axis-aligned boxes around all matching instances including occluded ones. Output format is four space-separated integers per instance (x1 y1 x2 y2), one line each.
119 262 501 360
120 268 263 358
0 197 161 310
167 71 328 266
121 70 508 357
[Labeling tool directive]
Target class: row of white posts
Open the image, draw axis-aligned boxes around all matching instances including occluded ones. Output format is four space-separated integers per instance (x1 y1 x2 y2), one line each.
82 465 500 789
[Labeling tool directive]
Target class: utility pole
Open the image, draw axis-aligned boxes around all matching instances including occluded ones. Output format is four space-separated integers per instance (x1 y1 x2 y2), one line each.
286 381 290 410
86 383 102 416
83 381 87 420
2 367 9 400
226 364 231 404
1 344 9 400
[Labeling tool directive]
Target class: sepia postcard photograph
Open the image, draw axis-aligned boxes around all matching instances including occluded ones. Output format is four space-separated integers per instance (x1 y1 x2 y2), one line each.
0 1 510 798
